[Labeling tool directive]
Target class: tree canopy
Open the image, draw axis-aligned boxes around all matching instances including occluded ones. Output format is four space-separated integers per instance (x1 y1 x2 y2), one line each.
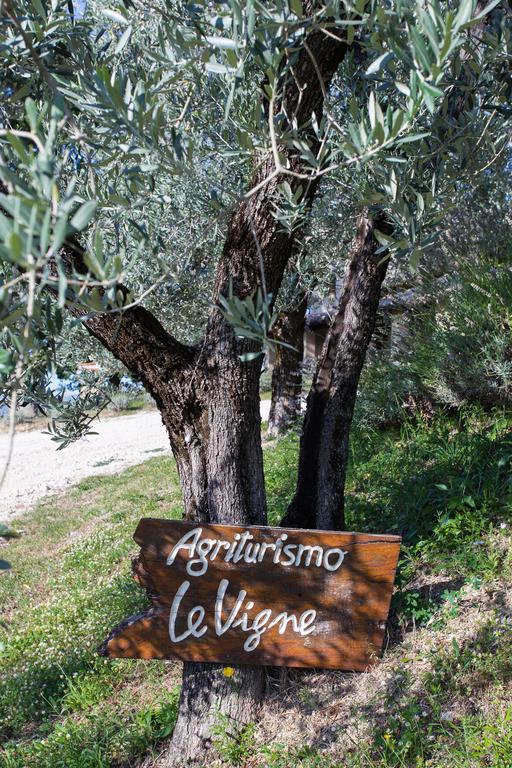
1 1 510 445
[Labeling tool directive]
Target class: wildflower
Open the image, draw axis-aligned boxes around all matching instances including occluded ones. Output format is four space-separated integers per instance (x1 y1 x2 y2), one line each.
222 666 235 678
383 732 393 742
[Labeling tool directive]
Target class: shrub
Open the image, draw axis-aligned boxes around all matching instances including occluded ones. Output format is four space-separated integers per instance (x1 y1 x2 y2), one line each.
355 255 512 427
411 261 512 408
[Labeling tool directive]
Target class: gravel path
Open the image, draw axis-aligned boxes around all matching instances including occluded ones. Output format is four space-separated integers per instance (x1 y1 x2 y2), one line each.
0 402 271 520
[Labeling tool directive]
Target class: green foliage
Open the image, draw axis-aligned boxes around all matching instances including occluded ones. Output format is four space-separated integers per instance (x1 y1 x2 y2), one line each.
0 0 510 444
444 710 512 767
106 388 153 413
264 428 300 524
0 435 307 764
0 456 183 764
392 585 463 631
411 262 512 408
348 407 512 579
262 743 337 767
218 282 282 361
262 406 512 581
1 411 511 766
213 712 256 765
356 169 512 426
41 381 110 449
354 353 417 428
356 620 512 768
0 690 180 768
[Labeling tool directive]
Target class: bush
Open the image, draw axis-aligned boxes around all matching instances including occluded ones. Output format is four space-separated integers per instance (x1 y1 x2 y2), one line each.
355 256 512 427
106 388 154 413
412 262 512 408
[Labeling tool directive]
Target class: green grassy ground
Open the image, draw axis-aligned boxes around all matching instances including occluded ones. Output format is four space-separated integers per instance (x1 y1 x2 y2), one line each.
0 407 511 767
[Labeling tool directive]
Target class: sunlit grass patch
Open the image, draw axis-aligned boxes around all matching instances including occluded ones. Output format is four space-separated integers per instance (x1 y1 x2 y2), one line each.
0 456 182 764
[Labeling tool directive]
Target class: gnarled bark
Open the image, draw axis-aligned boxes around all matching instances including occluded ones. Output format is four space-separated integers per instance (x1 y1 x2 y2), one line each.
36 9 350 766
165 662 264 766
268 294 307 435
152 19 349 765
282 212 392 532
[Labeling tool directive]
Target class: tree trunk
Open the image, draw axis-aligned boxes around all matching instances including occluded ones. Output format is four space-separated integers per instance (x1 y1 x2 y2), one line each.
157 315 267 767
165 212 391 764
268 294 307 436
282 212 392 532
156 21 349 764
165 662 264 765
52 11 349 765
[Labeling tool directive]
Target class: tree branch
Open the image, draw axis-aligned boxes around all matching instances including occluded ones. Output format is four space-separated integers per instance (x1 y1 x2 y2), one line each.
209 18 348 313
0 178 195 410
58 240 196 410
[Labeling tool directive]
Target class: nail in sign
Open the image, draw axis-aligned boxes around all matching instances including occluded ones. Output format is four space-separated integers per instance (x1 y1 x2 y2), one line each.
100 519 401 671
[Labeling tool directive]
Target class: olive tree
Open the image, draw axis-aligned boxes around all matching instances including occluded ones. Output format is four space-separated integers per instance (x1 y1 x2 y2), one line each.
0 1 510 764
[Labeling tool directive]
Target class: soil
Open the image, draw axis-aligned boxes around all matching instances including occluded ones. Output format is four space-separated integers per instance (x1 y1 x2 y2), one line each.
250 575 512 765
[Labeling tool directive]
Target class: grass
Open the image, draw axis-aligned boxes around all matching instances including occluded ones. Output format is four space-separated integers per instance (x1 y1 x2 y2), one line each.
347 618 512 768
347 406 512 594
0 406 511 767
0 459 184 767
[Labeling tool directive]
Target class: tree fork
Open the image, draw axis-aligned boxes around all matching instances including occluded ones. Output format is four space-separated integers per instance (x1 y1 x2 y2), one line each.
47 11 350 765
160 18 350 765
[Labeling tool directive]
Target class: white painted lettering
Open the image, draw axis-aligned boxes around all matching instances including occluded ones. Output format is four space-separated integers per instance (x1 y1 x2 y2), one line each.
168 581 207 642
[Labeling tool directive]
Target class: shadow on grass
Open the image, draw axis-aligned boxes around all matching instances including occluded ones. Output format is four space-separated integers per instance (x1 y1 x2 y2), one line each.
346 424 512 548
0 574 145 741
386 575 466 647
265 583 512 766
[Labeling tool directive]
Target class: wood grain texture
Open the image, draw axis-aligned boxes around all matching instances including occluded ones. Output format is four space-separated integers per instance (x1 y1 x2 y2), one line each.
100 519 401 671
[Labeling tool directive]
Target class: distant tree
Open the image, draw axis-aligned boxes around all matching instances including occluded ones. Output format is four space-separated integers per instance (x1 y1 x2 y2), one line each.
267 287 307 435
268 183 356 435
0 1 510 764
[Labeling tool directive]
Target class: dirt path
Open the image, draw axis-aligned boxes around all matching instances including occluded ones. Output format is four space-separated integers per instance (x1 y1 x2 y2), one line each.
0 402 272 520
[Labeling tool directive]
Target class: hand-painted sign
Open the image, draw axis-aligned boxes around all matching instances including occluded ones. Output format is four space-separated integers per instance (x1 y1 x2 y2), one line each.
100 519 401 671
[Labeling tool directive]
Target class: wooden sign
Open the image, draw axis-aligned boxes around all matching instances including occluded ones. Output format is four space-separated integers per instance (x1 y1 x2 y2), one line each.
100 519 401 671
